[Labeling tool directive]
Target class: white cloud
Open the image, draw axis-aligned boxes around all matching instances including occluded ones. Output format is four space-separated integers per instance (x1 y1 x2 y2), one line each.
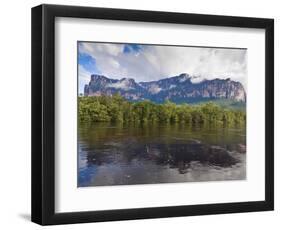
147 84 162 94
169 84 176 89
106 79 133 91
78 65 91 94
79 42 247 90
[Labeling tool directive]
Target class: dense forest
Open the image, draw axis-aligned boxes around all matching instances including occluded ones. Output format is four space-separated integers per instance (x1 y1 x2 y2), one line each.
78 94 246 126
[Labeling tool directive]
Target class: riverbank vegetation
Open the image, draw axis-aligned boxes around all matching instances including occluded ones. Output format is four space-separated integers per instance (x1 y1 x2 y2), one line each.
78 94 246 125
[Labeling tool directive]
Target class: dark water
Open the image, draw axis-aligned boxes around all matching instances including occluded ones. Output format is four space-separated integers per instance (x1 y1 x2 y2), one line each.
78 123 246 187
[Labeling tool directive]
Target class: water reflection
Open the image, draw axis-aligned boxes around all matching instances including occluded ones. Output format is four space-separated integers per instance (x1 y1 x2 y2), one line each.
78 123 246 187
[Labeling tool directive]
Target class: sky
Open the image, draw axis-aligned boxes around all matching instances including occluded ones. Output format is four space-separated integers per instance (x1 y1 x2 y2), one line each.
78 42 247 94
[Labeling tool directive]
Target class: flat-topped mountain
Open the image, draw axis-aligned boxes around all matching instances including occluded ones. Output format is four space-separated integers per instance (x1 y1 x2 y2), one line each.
84 73 246 104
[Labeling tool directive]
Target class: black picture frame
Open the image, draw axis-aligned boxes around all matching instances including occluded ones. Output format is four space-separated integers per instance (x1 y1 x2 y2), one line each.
31 4 274 225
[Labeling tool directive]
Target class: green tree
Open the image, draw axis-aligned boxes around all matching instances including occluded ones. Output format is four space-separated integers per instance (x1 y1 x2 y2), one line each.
78 95 246 126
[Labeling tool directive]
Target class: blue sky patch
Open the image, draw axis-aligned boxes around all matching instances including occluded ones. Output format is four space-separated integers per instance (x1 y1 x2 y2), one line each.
123 44 142 54
78 52 100 74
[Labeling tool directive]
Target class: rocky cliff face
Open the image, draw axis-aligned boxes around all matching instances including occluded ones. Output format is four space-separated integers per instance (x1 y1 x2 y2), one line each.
84 73 246 103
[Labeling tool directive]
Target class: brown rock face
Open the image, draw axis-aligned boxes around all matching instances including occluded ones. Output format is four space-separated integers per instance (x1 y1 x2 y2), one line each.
84 74 246 103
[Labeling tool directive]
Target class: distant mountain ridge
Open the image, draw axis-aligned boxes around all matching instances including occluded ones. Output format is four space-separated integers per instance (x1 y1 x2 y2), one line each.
84 73 246 104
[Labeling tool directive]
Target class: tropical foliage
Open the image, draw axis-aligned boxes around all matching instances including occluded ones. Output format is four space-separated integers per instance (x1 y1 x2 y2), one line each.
78 94 246 126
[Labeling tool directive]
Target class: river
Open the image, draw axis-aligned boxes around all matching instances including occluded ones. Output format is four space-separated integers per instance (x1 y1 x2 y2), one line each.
78 122 246 187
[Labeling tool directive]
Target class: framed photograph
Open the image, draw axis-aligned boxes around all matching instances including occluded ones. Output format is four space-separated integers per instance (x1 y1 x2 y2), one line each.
31 4 274 225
